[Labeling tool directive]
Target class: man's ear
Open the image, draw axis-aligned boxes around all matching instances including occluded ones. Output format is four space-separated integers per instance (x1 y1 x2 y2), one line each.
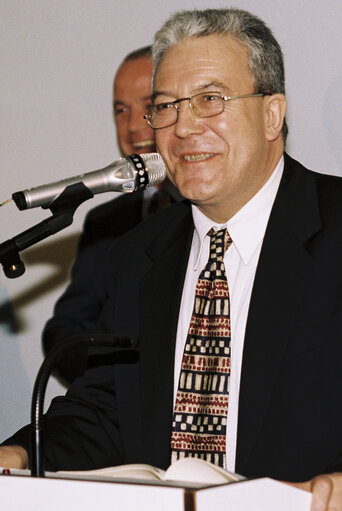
264 93 287 141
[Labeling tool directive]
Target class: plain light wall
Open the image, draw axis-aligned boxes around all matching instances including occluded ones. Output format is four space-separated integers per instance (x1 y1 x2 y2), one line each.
0 0 341 441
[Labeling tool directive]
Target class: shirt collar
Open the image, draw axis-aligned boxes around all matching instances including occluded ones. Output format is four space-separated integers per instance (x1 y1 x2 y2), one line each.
191 155 284 268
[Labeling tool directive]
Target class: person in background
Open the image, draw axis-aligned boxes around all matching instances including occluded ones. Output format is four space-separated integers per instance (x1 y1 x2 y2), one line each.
42 45 177 384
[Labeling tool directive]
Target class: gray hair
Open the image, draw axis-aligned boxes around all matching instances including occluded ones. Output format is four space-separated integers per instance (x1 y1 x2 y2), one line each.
152 8 288 140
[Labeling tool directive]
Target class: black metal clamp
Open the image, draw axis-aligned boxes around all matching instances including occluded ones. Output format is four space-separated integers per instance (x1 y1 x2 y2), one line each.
0 182 93 278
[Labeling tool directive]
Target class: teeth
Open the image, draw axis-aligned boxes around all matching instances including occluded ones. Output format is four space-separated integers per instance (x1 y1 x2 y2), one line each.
133 140 155 148
183 153 214 162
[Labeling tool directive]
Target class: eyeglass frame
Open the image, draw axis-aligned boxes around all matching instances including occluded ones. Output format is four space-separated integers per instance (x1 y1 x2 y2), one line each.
144 91 268 130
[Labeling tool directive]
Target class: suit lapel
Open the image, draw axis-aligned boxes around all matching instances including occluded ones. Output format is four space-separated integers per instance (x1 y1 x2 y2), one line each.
236 154 322 473
139 205 194 469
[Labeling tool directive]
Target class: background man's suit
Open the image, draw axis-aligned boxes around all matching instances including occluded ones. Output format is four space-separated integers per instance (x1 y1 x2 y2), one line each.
42 191 144 382
5 154 342 482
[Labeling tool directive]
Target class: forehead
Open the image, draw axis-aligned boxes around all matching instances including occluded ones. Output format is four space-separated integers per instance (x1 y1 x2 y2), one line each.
154 34 252 96
114 57 153 99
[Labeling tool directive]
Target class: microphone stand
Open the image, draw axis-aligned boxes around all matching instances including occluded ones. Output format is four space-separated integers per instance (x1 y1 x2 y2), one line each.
30 333 137 477
0 182 93 278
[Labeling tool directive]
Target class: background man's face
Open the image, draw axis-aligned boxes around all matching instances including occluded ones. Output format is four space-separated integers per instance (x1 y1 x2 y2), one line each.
154 35 280 221
113 56 155 155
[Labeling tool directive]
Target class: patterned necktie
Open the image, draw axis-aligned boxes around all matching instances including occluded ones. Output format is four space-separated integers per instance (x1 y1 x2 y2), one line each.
171 228 232 467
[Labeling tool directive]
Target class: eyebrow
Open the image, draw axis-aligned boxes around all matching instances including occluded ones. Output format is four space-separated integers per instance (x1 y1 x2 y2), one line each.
151 92 165 102
113 95 152 106
152 82 230 102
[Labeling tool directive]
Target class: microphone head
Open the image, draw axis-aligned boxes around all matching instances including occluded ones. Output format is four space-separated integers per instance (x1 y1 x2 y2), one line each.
11 152 169 211
142 152 168 187
125 153 167 190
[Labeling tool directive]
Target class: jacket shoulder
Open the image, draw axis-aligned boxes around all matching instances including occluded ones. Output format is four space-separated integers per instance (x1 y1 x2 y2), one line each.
285 152 342 189
79 192 143 249
105 200 193 260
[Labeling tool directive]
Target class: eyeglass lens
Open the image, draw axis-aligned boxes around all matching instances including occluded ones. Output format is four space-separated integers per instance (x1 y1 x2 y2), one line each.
149 92 224 128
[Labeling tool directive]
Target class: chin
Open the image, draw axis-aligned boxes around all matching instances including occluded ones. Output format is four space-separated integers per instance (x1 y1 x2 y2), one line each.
176 177 211 202
178 188 209 205
134 146 156 155
121 146 132 156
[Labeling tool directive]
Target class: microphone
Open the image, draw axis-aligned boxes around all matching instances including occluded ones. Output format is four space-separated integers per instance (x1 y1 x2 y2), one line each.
30 333 138 477
12 153 167 210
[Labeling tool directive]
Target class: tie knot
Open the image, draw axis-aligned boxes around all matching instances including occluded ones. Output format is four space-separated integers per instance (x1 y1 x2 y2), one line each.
208 228 232 262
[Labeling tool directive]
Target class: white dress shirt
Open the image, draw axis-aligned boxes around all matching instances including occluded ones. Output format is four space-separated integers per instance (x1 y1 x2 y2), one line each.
174 156 284 471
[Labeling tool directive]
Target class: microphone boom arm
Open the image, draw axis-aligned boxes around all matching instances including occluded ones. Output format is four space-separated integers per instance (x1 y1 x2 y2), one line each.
0 182 93 278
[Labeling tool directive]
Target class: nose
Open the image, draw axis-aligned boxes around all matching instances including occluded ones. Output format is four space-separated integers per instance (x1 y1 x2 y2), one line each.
175 101 204 138
127 106 146 133
174 101 205 138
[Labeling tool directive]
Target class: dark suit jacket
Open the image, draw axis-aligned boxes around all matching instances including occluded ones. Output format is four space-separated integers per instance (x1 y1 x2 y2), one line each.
42 191 144 382
5 154 342 482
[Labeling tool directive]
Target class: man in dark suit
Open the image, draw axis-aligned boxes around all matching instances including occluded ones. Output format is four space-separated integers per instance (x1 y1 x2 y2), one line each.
42 46 177 383
1 7 342 509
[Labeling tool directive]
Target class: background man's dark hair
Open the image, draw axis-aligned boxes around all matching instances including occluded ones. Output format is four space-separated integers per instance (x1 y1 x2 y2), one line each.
123 45 152 63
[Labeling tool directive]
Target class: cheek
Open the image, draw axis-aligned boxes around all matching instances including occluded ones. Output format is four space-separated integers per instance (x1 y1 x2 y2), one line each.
155 132 172 159
116 120 128 139
146 124 156 139
207 117 233 151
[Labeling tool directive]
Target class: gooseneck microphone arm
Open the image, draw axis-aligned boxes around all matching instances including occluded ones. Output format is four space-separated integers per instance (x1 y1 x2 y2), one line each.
30 333 137 477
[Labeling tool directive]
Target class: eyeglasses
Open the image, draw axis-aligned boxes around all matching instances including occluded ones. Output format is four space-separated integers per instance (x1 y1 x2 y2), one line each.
144 91 266 129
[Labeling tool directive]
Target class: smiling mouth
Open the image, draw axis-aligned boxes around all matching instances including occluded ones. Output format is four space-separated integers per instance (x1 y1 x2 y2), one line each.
133 140 155 149
183 153 215 162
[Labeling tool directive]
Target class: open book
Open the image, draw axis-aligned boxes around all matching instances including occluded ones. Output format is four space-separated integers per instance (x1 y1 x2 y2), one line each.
59 457 246 486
